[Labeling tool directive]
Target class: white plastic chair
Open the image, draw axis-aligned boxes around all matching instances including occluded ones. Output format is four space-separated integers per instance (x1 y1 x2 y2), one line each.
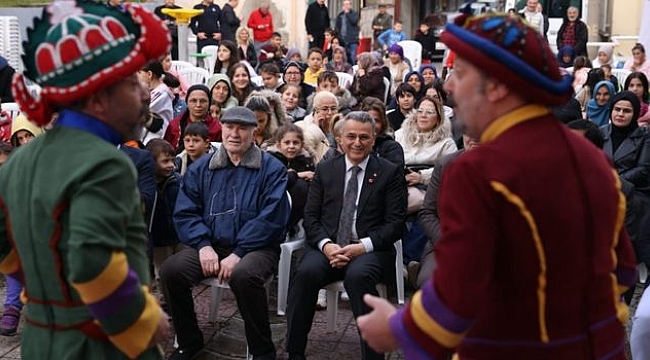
201 45 219 73
324 239 404 332
178 66 210 86
1 102 20 120
383 77 390 103
611 68 632 88
335 72 354 90
398 40 423 71
171 60 195 72
277 224 306 315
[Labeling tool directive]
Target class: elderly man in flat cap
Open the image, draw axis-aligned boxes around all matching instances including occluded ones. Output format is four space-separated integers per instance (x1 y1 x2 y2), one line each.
161 106 290 360
358 6 636 360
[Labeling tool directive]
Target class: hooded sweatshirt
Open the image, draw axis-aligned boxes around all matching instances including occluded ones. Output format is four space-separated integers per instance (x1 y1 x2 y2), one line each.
207 73 239 110
10 114 43 147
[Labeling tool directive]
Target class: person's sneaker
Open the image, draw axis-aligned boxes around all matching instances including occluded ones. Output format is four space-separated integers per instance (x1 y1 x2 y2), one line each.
407 261 421 289
0 306 20 336
316 289 327 310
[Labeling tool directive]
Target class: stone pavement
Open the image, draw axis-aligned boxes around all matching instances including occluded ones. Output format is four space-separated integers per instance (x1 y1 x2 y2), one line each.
0 275 407 360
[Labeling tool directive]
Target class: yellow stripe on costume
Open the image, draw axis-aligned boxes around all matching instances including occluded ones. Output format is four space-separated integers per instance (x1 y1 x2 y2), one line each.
0 248 19 274
410 291 466 348
109 286 161 359
480 104 549 143
73 251 128 304
490 181 549 343
608 171 629 324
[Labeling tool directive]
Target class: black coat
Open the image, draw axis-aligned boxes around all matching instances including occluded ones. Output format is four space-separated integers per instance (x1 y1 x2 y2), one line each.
150 172 181 247
305 2 330 48
556 19 588 57
220 3 241 42
414 31 437 61
0 64 15 103
304 154 406 251
373 134 404 168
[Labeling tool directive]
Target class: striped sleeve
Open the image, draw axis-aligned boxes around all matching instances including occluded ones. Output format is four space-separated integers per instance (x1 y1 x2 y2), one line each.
72 251 160 358
389 281 473 359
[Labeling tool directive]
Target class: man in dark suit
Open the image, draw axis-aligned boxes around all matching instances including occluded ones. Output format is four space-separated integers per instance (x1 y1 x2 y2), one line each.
285 111 407 360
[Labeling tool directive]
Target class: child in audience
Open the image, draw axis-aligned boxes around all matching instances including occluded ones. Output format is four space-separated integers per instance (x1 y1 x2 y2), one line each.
281 84 306 122
259 32 287 69
267 124 315 235
174 122 215 175
145 139 182 278
304 48 325 87
259 63 283 92
306 71 357 115
387 83 416 131
377 19 407 53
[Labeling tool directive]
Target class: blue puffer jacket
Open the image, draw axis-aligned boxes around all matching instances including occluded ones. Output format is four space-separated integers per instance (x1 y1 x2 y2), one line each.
174 145 290 257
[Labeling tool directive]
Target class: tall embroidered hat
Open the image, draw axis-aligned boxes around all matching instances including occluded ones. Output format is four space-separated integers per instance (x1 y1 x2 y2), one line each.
11 0 171 126
440 4 573 106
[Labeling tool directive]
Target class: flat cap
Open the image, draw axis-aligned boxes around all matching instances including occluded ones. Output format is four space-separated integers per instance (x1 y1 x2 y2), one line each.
220 106 258 126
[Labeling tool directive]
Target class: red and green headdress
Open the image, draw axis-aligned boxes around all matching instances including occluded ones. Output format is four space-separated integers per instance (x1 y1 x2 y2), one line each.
12 0 171 126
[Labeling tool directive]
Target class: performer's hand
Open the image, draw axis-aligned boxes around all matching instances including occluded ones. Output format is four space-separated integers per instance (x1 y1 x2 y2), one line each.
197 32 207 39
199 246 220 277
218 253 241 283
213 33 222 40
358 294 399 353
147 309 171 348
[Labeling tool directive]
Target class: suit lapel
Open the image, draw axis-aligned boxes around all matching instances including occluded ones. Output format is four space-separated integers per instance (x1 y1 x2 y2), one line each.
357 156 378 215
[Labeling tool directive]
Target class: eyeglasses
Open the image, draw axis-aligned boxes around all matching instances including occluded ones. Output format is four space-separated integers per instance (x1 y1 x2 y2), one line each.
317 106 338 113
417 109 437 116
344 133 373 142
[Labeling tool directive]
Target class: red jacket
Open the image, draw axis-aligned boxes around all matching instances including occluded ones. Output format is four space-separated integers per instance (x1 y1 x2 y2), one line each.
164 111 222 152
247 8 274 42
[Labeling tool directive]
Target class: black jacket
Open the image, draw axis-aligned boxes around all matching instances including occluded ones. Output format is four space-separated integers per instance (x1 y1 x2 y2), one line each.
373 134 404 168
220 3 240 42
556 19 588 57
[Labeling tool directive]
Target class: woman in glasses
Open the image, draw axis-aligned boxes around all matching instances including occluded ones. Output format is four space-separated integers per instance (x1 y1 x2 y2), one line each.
394 95 456 273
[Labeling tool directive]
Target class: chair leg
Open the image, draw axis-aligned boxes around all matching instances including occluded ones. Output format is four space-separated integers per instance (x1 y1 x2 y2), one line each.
376 284 388 299
395 240 405 305
209 284 223 322
277 245 292 316
326 285 340 332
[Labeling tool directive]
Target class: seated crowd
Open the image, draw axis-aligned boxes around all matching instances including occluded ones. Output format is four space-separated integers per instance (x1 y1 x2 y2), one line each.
1 25 650 360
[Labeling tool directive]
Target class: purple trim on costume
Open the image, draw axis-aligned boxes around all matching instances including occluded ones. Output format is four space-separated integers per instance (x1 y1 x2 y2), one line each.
598 341 624 360
389 309 438 360
616 267 637 287
463 333 587 347
87 269 139 319
420 282 473 333
589 316 617 330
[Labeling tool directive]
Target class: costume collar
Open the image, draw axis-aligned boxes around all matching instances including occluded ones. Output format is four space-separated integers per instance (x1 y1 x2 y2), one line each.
209 143 262 170
480 104 549 143
56 109 122 146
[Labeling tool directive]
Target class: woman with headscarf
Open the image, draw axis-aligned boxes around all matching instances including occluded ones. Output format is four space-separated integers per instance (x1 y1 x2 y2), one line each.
361 96 404 168
164 84 222 153
282 61 314 109
325 45 352 74
207 73 239 111
557 46 576 68
419 64 438 88
351 51 386 104
586 80 616 126
601 91 650 300
384 44 411 97
592 44 614 68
